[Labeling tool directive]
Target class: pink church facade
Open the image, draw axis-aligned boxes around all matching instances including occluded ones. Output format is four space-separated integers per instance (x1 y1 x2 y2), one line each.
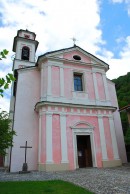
6 29 127 172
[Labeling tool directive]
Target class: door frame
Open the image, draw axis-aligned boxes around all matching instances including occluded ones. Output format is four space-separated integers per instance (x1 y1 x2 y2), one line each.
71 122 97 169
77 135 92 168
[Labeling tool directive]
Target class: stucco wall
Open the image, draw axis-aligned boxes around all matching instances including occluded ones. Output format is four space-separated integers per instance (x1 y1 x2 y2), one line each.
10 68 40 172
107 80 127 163
39 103 120 170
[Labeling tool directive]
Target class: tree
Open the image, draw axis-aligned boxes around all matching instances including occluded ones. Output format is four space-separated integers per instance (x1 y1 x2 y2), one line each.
125 127 130 145
112 72 130 132
0 50 16 157
0 110 16 156
0 49 15 97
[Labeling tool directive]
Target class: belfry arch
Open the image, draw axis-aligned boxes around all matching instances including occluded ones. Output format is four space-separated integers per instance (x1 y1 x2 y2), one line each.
21 46 30 61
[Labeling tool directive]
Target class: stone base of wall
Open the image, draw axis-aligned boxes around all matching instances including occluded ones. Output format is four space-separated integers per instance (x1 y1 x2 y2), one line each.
102 159 122 167
38 162 69 171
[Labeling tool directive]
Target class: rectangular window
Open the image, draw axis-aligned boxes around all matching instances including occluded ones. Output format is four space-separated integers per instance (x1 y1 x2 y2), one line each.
74 73 83 91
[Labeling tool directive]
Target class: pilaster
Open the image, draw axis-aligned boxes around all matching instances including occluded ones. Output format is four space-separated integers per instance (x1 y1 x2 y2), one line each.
60 67 64 97
92 72 99 100
60 114 68 163
102 74 110 101
98 116 108 160
46 112 53 163
40 67 44 99
47 66 52 96
38 112 42 163
109 117 120 159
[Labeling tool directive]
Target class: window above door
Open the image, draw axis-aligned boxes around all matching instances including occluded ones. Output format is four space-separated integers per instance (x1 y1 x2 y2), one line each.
74 73 83 91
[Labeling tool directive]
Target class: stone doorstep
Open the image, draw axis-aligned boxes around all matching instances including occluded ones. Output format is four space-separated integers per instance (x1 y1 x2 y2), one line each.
0 167 6 172
19 171 31 174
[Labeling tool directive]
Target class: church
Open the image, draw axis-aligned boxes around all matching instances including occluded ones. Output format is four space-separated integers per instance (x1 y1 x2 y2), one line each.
6 29 127 172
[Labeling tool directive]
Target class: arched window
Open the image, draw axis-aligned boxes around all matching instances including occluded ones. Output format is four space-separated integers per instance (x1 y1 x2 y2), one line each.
21 46 30 61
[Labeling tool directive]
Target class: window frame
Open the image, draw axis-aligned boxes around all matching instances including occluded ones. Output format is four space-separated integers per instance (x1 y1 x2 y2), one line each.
73 72 84 92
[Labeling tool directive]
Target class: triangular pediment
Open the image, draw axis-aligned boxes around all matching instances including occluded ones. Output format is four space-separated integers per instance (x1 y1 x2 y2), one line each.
37 45 109 71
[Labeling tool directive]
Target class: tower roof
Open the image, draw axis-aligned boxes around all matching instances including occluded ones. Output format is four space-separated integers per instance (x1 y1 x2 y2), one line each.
12 29 39 52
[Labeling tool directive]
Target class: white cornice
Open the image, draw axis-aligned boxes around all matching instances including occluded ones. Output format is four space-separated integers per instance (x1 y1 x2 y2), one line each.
35 101 116 112
17 66 38 73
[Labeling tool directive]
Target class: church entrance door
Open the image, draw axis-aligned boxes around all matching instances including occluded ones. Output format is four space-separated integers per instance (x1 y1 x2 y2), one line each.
77 135 92 168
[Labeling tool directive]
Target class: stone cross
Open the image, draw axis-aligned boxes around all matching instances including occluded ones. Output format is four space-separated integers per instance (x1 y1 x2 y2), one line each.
20 141 32 172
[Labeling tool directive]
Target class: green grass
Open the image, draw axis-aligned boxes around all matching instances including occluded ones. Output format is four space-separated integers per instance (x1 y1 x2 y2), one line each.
0 180 94 194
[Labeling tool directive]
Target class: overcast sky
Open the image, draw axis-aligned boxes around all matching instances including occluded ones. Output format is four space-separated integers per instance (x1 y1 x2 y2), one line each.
0 0 130 111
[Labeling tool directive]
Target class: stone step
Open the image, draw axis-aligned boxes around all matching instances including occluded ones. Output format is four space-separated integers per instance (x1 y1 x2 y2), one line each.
0 167 6 172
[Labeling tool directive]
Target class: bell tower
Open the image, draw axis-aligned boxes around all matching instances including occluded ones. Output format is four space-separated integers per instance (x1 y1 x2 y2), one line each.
12 29 39 70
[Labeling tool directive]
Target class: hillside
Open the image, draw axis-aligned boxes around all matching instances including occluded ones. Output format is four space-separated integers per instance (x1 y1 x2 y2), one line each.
112 72 130 108
112 72 130 132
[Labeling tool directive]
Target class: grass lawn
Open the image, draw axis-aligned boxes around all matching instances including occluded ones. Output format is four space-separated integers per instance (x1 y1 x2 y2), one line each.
0 180 94 194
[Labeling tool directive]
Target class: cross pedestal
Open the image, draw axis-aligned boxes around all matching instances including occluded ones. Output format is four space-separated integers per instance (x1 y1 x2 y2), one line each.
19 141 32 174
22 163 28 171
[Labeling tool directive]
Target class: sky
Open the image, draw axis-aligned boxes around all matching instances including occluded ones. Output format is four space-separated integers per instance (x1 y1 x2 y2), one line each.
0 0 130 111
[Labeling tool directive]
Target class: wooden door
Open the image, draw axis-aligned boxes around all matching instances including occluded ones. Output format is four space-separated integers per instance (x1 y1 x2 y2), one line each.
77 135 92 168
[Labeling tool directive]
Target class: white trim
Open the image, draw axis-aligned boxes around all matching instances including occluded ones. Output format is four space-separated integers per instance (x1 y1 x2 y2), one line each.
38 46 109 70
47 66 52 96
16 64 36 72
36 100 115 112
72 70 87 92
109 117 119 159
40 93 111 107
48 59 63 67
71 108 74 113
71 122 97 169
92 68 105 74
38 113 42 163
46 112 53 163
41 68 44 99
102 74 110 101
46 57 106 70
71 121 94 129
60 114 68 163
43 63 106 74
98 116 108 160
92 72 99 100
39 110 112 118
60 67 64 97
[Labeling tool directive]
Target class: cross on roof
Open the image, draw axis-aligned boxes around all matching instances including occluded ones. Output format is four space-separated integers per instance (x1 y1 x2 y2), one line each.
71 37 77 46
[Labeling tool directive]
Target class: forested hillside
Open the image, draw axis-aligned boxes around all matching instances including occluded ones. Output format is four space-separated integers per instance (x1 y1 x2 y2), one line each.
112 72 130 108
112 72 130 133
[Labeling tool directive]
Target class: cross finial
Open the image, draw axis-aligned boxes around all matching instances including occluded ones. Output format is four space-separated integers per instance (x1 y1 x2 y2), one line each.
71 37 77 46
25 24 29 31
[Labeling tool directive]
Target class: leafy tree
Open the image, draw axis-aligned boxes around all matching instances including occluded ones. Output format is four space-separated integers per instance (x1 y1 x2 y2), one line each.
0 49 9 60
0 49 15 97
0 110 16 156
125 127 130 145
112 72 130 132
0 50 16 156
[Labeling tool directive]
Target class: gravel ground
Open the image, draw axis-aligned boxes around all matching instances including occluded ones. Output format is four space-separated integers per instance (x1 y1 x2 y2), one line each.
0 164 130 194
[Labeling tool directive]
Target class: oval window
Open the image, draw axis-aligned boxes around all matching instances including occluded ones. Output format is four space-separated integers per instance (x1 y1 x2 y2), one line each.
73 55 81 60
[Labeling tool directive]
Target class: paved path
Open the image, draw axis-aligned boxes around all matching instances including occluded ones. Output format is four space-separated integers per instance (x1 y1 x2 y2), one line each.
0 164 130 194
